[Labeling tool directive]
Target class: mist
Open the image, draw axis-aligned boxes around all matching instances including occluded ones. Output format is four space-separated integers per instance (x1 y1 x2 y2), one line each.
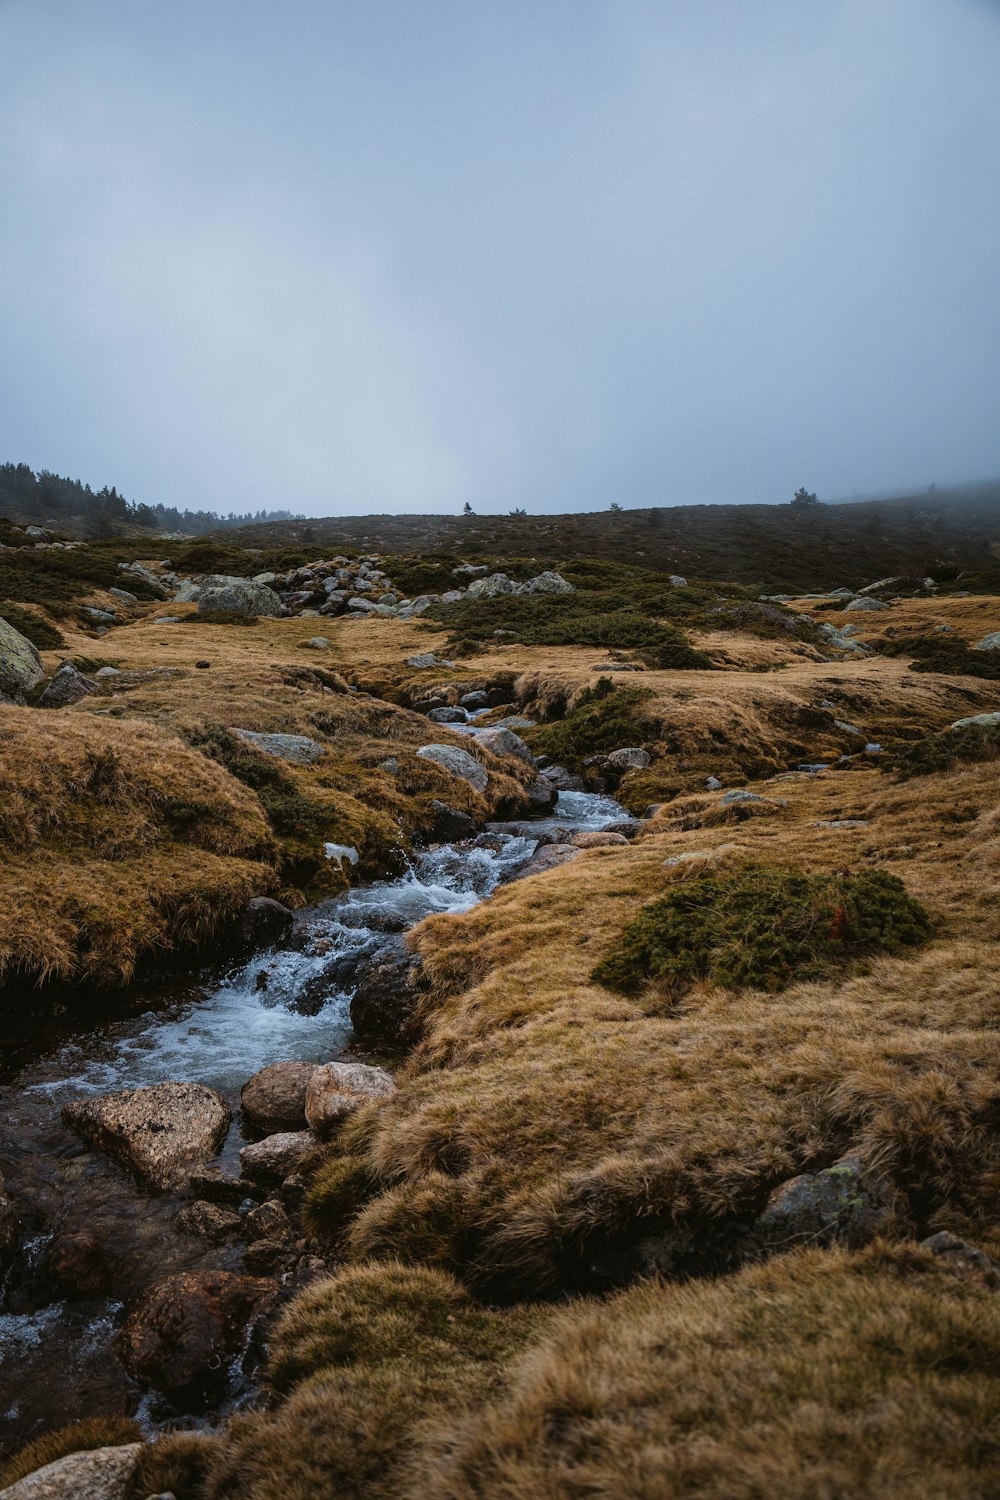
0 0 998 516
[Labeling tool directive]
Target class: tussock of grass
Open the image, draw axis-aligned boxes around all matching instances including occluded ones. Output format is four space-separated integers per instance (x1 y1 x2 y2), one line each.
0 1414 141 1488
592 862 930 996
410 1244 1000 1500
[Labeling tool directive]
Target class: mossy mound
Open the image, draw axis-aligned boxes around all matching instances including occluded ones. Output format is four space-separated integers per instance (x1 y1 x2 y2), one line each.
877 634 1000 680
522 677 653 769
884 719 1000 780
0 603 65 650
593 863 930 996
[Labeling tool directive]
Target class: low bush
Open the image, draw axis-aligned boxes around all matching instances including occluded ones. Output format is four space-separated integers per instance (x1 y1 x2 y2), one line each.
0 603 65 649
523 679 654 768
884 720 1000 780
0 544 162 615
592 863 930 996
877 635 1000 680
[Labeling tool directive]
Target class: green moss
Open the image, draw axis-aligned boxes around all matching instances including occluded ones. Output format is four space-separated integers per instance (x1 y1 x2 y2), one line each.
523 679 653 769
883 720 1000 780
0 603 65 649
592 864 931 997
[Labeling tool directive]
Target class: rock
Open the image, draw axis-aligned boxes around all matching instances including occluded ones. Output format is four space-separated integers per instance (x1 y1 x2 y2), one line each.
231 729 326 764
520 570 573 595
174 580 201 602
526 775 558 808
239 896 297 950
406 652 454 669
243 1199 293 1242
47 1229 110 1295
240 1130 314 1185
706 775 722 790
0 1188 19 1273
0 1443 143 1499
63 1083 230 1192
668 574 688 587
920 1230 1000 1288
452 562 488 576
94 666 121 678
428 800 477 841
240 1061 318 1135
253 571 278 585
107 586 138 604
24 525 50 540
834 719 865 736
466 572 517 598
118 1270 276 1405
475 726 535 766
721 789 786 807
302 635 331 649
0 616 44 703
346 596 379 612
350 942 422 1046
176 1200 241 1242
82 607 117 623
816 623 868 654
426 706 468 724
243 1238 296 1274
753 1155 901 1252
440 589 465 604
416 743 488 793
605 747 651 771
814 819 869 829
570 831 629 847
509 844 582 880
187 1164 252 1204
304 1061 397 1135
459 689 489 708
973 631 1000 651
948 711 1000 731
842 597 890 612
196 579 283 618
542 764 586 792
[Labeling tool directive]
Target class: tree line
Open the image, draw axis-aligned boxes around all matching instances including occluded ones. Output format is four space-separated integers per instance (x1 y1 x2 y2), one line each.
0 462 301 537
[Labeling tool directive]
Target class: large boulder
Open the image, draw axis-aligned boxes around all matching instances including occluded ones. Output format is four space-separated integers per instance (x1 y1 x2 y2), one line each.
605 747 651 772
416 743 488 793
38 662 97 708
0 1443 143 1499
239 896 297 949
475 726 535 766
428 800 477 841
239 1130 315 1185
117 1270 276 1406
350 942 423 1046
304 1061 397 1135
520 570 574 595
752 1155 902 1253
231 728 326 764
241 1061 318 1134
197 579 283 618
0 617 44 703
948 711 1000 731
842 597 890 612
973 631 1000 651
466 572 517 598
62 1082 230 1191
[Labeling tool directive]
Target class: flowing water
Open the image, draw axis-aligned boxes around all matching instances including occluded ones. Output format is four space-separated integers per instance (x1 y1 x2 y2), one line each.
0 790 625 1449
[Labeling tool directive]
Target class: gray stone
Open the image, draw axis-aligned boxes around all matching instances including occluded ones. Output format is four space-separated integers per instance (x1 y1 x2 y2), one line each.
542 764 586 792
426 705 468 724
509 844 582 880
834 719 865 736
440 589 465 604
973 631 1000 651
241 1061 318 1134
605 747 651 771
706 775 722 790
302 636 331 649
0 616 44 702
814 819 869 829
240 1130 315 1185
0 1443 143 1499
753 1155 901 1251
948 711 1000 731
82 607 117 623
173 580 201 601
38 662 97 708
475 726 535 765
459 689 489 708
107 586 138 604
466 572 517 598
62 1082 230 1192
231 729 326 764
243 1199 293 1242
668 574 688 587
416 743 489 792
429 800 477 841
305 1061 397 1135
197 579 283 618
350 942 423 1046
519 570 574 595
842 597 890 612
406 652 455 669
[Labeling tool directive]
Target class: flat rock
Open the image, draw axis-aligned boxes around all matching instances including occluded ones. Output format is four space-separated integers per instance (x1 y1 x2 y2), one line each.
232 729 326 763
0 1443 143 1499
416 743 488 793
176 1200 242 1242
241 1061 318 1134
509 844 582 880
304 1061 397 1135
62 1082 230 1191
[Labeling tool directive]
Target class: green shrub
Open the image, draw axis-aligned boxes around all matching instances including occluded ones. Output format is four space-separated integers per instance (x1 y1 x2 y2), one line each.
0 603 65 649
883 720 1000 780
592 864 930 996
0 544 162 615
524 681 653 768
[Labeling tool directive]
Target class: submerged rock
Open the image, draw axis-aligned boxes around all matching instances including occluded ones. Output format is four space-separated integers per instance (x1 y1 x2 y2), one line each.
304 1061 397 1135
241 1061 318 1135
62 1082 230 1192
0 1442 143 1499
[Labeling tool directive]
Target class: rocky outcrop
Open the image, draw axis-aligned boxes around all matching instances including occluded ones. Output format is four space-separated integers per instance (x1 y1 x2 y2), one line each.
231 729 326 764
117 1269 276 1406
241 1061 318 1134
416 743 488 793
0 617 44 703
196 578 283 618
304 1061 397 1135
350 941 423 1046
62 1082 230 1191
0 1443 143 1499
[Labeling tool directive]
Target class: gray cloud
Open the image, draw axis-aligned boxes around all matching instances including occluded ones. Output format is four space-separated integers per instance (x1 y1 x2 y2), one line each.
1 0 998 514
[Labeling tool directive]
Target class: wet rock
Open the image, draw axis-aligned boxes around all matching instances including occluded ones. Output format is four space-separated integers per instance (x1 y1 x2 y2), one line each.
243 1199 293 1242
921 1230 1000 1288
416 743 488 793
571 831 629 847
476 726 535 766
428 800 476 841
753 1155 901 1252
605 747 650 771
526 775 558 808
0 616 44 703
459 689 489 708
62 1082 230 1192
176 1201 242 1242
188 1164 252 1204
542 764 586 792
231 729 326 764
239 896 297 950
118 1270 276 1406
240 1130 315 1185
38 662 97 708
196 579 283 618
304 1061 397 1136
350 942 422 1046
0 1442 143 1499
509 844 582 880
426 705 468 724
0 1185 19 1273
241 1061 318 1135
47 1229 110 1295
244 1238 296 1274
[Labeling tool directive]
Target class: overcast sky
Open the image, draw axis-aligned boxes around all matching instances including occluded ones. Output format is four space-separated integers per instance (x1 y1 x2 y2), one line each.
1 0 998 516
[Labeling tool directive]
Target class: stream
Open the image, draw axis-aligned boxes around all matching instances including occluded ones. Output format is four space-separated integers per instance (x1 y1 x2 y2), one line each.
0 788 626 1451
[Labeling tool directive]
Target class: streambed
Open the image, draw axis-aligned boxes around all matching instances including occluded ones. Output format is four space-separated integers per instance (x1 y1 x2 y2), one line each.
0 789 625 1452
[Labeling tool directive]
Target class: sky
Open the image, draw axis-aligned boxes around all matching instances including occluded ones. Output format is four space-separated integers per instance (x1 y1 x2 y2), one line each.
0 0 998 517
